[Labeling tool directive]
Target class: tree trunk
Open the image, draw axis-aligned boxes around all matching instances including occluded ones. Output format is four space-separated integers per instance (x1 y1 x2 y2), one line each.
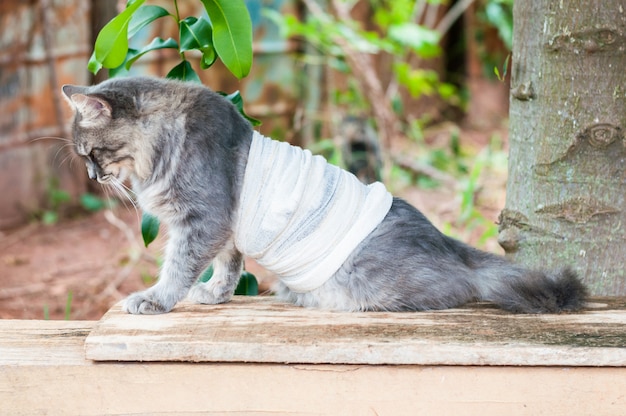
500 1 626 295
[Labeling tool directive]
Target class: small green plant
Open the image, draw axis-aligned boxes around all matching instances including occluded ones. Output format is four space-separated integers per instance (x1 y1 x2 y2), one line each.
40 188 116 224
42 291 74 320
493 54 510 82
64 291 73 320
40 177 71 225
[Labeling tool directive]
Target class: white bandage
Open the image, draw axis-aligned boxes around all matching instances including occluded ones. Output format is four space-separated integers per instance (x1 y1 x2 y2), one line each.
234 132 393 292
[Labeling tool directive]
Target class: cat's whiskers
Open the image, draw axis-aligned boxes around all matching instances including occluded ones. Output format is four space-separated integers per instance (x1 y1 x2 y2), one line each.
106 177 141 225
58 145 80 170
98 184 138 230
114 178 137 205
108 179 134 207
31 136 77 168
104 181 129 212
30 135 72 144
100 184 115 210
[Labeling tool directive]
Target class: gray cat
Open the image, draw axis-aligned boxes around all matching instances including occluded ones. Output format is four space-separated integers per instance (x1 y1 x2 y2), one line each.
62 76 587 315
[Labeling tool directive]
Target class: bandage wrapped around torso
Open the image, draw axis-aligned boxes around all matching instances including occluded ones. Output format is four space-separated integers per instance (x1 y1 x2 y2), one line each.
234 132 393 292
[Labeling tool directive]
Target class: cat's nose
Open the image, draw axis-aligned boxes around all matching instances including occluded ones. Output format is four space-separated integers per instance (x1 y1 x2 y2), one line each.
88 171 97 180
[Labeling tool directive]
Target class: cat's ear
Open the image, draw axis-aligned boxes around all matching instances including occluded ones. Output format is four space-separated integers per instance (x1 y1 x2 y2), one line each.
62 84 111 128
62 84 87 101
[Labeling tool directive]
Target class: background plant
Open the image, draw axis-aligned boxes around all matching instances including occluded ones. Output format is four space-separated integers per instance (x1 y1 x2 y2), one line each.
37 178 112 225
39 177 71 225
90 0 253 81
267 0 472 159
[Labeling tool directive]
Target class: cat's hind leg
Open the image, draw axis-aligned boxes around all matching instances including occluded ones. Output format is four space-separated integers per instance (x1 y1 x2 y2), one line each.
187 240 243 305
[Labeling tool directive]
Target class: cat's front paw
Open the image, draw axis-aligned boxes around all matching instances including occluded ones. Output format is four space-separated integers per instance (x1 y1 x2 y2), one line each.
122 291 173 315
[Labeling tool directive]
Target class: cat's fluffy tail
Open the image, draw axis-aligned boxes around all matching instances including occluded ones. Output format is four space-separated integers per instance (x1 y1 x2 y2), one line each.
472 254 588 313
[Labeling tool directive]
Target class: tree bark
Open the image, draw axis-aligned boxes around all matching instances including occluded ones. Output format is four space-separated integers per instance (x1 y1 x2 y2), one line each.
500 1 626 295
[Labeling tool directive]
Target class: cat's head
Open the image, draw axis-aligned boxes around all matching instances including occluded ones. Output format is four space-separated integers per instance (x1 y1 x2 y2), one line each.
62 79 155 184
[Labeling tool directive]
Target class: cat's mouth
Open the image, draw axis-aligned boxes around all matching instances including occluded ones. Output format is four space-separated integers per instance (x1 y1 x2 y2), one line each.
95 167 129 184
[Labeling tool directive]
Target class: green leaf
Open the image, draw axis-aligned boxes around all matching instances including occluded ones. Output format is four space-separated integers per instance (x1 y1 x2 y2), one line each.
199 265 214 283
337 25 381 54
125 37 179 68
485 2 513 50
89 0 145 73
394 63 439 98
166 60 201 82
50 188 71 205
501 54 510 79
141 212 160 247
388 23 441 58
179 16 217 69
87 53 103 74
494 65 501 81
80 193 107 212
127 5 170 38
200 0 253 79
107 47 137 77
219 91 261 126
198 266 258 296
234 271 258 296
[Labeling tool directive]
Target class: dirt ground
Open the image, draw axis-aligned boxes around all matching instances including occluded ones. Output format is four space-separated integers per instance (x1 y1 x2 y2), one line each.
1 209 152 320
0 122 508 321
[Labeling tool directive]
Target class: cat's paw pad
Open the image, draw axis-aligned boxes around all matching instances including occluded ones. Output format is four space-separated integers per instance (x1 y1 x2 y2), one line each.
122 292 172 315
187 283 232 305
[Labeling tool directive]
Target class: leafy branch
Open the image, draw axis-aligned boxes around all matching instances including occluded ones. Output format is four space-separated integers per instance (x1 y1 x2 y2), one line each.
89 0 253 81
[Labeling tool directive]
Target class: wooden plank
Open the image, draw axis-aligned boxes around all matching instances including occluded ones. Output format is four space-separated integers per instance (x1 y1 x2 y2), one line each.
1 319 625 415
0 320 93 366
85 296 626 366
2 316 626 415
3 362 625 416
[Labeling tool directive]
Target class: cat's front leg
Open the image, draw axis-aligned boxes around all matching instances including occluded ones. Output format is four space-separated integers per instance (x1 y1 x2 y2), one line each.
123 225 221 315
187 239 243 305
